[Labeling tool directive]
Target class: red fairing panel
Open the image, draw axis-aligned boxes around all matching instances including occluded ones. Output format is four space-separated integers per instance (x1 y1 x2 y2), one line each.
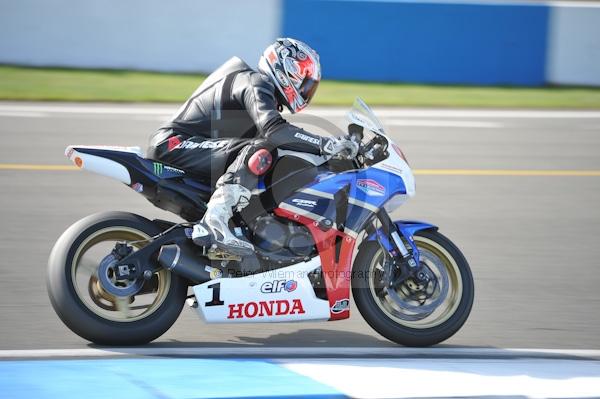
274 207 356 320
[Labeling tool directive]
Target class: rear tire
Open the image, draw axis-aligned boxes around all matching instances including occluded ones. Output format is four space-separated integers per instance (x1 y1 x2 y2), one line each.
352 229 474 346
47 212 188 345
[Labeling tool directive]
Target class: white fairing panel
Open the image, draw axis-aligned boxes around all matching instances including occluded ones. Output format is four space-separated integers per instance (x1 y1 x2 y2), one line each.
372 138 416 198
192 257 331 323
66 146 132 185
65 145 144 156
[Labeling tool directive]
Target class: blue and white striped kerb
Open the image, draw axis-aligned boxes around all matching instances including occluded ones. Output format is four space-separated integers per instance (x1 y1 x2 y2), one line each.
1 348 600 398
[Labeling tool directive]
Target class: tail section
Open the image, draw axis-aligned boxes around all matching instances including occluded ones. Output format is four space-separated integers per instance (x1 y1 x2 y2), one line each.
66 145 143 184
65 145 211 221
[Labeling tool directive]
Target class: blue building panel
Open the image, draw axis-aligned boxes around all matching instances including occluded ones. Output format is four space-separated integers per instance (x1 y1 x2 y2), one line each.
282 0 550 86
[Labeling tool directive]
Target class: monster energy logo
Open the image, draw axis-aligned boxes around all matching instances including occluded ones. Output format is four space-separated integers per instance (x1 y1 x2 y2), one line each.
153 162 164 176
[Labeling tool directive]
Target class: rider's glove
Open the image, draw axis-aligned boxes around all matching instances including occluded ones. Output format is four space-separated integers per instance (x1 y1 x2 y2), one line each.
321 136 359 160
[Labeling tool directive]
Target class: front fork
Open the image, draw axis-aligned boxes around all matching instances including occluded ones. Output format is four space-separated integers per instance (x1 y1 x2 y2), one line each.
371 210 431 290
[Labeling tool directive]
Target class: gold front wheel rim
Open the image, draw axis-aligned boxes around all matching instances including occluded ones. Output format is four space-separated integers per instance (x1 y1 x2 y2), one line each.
368 235 463 329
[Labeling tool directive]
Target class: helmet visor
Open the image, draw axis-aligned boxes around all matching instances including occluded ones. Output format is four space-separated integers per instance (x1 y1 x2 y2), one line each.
299 77 319 104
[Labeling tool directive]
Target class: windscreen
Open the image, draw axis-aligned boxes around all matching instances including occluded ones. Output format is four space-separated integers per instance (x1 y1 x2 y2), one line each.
346 97 385 135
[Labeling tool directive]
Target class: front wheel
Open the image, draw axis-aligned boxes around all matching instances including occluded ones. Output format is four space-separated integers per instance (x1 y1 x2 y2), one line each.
352 229 474 346
47 212 188 345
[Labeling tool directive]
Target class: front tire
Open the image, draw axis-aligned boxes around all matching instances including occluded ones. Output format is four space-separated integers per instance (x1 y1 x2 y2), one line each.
352 229 474 346
47 212 188 345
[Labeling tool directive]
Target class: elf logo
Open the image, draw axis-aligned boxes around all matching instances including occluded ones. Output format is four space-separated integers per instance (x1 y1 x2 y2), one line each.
261 280 297 293
227 299 306 319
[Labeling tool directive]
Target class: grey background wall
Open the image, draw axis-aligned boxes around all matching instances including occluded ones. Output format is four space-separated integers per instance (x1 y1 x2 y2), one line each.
547 4 600 86
0 0 279 72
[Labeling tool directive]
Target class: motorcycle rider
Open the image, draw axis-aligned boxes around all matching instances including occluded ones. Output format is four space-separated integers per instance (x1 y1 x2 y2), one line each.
148 38 358 256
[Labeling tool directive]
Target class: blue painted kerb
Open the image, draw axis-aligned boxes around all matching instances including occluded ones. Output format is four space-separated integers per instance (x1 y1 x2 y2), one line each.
283 0 550 86
0 358 347 399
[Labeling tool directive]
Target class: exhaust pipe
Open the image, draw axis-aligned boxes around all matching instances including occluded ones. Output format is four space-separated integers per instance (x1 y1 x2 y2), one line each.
157 243 220 283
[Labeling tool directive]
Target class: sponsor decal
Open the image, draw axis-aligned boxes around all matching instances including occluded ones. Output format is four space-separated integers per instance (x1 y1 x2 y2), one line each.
174 140 228 150
378 163 404 174
292 198 317 208
153 162 163 176
227 299 305 319
167 136 181 151
331 298 350 314
294 132 321 145
152 162 184 176
164 165 185 174
66 148 74 158
130 182 143 193
356 179 385 197
261 280 298 294
323 139 335 154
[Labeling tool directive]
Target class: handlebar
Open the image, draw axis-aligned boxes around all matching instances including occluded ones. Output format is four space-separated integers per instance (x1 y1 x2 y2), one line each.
347 123 388 165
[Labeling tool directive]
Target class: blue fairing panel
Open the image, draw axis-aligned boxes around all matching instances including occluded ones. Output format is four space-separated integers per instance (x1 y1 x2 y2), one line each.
368 221 438 264
303 168 408 210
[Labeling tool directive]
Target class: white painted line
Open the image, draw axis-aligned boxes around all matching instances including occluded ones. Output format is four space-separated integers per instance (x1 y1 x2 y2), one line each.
387 119 503 128
1 104 600 119
322 109 600 119
1 347 600 359
0 111 46 118
0 104 173 115
280 358 600 399
548 1 600 8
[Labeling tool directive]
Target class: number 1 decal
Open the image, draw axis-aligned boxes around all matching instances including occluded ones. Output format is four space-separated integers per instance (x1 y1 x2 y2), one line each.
205 282 224 307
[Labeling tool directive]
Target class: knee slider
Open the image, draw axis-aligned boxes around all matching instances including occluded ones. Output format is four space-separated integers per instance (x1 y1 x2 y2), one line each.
247 148 273 176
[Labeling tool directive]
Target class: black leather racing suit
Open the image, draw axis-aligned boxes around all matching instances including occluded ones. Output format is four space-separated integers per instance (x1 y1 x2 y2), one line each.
148 57 325 187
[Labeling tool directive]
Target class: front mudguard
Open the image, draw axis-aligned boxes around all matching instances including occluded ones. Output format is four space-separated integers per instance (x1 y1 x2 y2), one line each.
367 221 438 265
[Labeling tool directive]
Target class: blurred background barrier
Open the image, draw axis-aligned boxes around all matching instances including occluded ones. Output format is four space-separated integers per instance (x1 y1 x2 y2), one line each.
0 0 598 86
546 3 600 86
284 0 550 86
0 0 280 73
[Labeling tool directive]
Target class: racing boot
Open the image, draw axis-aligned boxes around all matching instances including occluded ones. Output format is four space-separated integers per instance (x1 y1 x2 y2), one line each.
191 184 255 256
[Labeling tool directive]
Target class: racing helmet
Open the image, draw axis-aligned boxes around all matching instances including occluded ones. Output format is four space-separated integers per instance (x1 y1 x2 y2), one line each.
258 38 321 113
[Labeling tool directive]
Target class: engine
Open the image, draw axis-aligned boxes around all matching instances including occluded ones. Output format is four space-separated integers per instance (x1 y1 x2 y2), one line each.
250 214 316 265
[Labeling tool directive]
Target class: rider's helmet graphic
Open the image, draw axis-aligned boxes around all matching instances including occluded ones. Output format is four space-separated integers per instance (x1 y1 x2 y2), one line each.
258 38 321 114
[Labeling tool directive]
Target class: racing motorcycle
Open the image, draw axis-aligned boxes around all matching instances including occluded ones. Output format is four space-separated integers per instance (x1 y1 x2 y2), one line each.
47 98 473 346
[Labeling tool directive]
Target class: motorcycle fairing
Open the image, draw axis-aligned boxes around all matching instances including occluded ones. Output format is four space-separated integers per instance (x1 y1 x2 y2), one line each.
281 167 408 234
192 257 330 323
274 166 410 320
275 206 356 320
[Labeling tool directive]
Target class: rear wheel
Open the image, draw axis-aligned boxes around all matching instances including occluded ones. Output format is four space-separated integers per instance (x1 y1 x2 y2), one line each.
47 212 188 345
352 229 474 346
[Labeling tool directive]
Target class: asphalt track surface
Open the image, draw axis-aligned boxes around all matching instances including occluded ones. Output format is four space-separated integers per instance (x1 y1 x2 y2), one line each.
1 102 600 351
